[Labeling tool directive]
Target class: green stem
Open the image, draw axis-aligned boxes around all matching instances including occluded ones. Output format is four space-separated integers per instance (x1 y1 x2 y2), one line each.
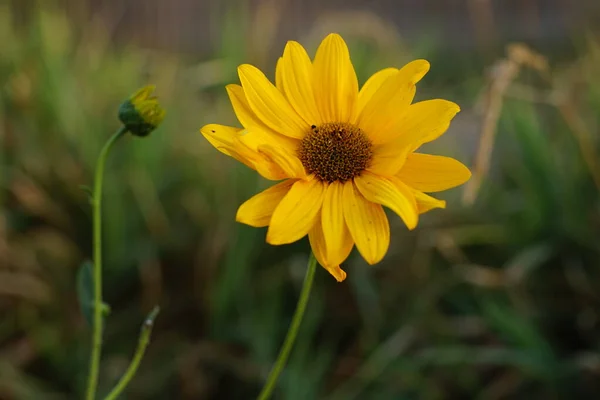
257 252 318 400
103 307 160 400
85 126 128 400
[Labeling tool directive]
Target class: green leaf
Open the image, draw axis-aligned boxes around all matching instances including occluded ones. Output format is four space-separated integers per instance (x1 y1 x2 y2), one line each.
76 261 94 326
77 260 110 327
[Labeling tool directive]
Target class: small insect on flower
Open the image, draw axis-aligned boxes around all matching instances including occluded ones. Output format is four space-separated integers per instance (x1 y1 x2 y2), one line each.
119 85 166 137
200 33 471 282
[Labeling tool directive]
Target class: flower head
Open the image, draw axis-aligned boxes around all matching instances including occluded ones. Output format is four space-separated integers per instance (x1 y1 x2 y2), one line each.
119 85 166 137
200 34 471 282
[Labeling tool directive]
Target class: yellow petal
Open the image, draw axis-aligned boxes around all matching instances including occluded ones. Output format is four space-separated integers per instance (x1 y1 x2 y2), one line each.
226 84 300 154
397 153 471 192
355 73 415 143
321 181 354 266
236 180 296 227
200 124 255 169
342 181 390 265
309 214 348 282
312 33 358 123
225 87 303 177
367 141 412 176
227 84 263 131
412 189 446 214
280 41 322 125
397 59 431 85
201 124 296 181
237 125 299 158
233 129 299 180
366 101 461 175
253 162 288 181
354 67 397 119
238 64 307 139
267 178 325 245
354 171 418 230
355 60 430 144
257 144 306 179
384 99 460 147
239 144 289 181
200 124 238 157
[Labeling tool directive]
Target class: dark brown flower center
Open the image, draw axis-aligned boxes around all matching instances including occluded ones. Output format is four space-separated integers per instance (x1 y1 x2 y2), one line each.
298 122 373 183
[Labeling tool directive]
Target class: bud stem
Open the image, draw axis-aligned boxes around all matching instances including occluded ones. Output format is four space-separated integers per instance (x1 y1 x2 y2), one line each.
85 126 128 400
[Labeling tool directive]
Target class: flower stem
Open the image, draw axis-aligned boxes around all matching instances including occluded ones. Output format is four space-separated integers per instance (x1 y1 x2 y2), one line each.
103 306 160 400
257 252 318 400
85 126 128 400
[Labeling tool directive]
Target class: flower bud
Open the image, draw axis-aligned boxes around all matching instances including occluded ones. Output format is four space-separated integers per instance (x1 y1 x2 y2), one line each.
118 85 166 137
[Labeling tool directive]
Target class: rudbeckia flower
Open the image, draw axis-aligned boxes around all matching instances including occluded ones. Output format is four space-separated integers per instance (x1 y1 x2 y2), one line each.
201 33 471 282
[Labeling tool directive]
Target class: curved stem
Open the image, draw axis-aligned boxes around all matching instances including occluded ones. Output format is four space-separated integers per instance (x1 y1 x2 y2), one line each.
257 252 318 400
85 126 128 400
103 307 160 400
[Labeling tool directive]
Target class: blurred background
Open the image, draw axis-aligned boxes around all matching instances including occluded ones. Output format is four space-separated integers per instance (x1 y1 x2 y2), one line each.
3 0 600 399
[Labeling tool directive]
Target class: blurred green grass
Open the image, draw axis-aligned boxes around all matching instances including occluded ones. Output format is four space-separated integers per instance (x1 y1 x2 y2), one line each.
2 2 600 400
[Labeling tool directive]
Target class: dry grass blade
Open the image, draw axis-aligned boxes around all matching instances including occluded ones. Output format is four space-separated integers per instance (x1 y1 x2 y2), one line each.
463 44 549 205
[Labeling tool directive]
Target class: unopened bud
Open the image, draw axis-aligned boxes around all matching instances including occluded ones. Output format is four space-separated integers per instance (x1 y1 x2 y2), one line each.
118 85 166 137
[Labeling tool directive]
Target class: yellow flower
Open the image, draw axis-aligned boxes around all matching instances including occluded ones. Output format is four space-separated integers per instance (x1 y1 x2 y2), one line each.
200 33 471 282
119 85 166 137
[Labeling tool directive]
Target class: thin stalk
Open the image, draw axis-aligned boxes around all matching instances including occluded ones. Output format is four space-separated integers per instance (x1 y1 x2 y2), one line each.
85 126 128 400
103 307 160 400
257 252 318 400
